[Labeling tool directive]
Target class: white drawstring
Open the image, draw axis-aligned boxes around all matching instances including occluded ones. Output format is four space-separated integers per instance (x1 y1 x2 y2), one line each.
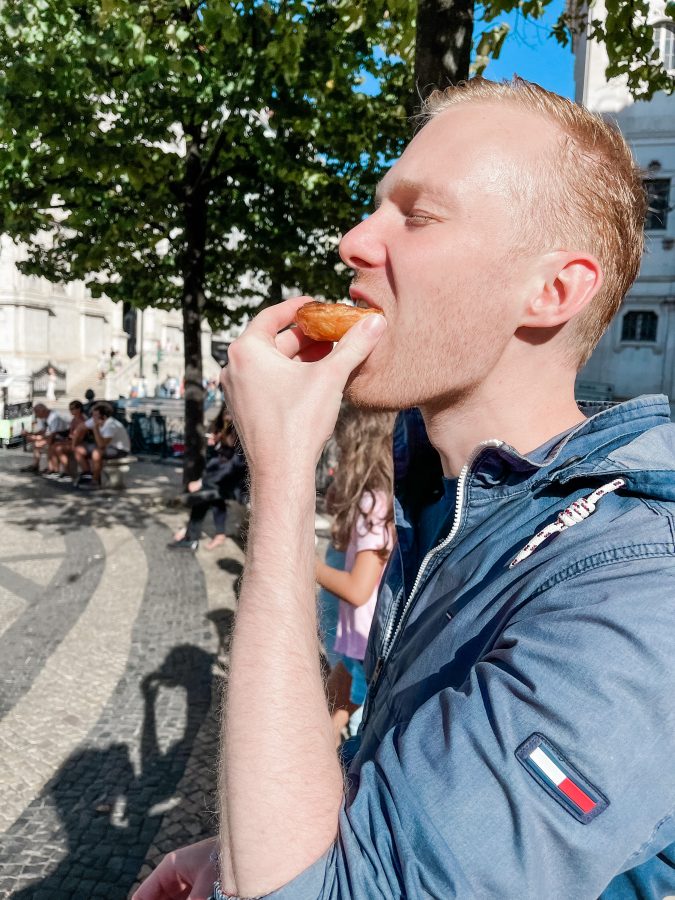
509 478 626 569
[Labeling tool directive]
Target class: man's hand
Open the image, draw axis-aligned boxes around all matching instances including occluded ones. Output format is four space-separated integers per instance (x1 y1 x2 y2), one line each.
131 838 218 900
221 296 386 481
217 296 387 897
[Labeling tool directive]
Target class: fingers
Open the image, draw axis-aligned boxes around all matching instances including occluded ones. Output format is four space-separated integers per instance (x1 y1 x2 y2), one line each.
275 326 331 359
295 342 334 363
131 855 192 900
246 296 314 340
326 312 387 380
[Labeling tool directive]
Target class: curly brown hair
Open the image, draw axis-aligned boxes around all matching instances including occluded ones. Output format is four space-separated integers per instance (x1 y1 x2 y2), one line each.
327 404 395 560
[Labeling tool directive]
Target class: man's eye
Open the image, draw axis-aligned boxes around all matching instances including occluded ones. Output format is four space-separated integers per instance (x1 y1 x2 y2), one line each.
405 213 433 225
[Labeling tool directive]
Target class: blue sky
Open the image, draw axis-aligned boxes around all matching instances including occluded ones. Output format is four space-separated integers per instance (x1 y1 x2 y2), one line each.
361 0 575 100
481 0 575 98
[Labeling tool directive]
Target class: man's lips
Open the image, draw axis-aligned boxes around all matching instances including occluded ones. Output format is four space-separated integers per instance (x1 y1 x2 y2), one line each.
348 287 382 311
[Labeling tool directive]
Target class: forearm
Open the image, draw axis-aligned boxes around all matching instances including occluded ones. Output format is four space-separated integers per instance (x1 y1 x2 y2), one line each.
71 427 86 447
221 470 343 897
316 560 370 608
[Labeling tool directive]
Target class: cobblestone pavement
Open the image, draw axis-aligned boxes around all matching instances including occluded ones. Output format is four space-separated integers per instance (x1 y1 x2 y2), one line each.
0 449 252 899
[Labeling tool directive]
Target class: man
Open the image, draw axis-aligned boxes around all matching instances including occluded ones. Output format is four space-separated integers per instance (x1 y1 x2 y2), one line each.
73 401 130 488
135 78 675 899
20 403 70 474
43 399 87 481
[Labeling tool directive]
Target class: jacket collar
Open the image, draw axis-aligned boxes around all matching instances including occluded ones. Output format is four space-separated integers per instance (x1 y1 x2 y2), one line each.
394 395 674 512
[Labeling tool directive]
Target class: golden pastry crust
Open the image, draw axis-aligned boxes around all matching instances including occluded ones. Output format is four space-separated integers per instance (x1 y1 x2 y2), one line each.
294 301 383 342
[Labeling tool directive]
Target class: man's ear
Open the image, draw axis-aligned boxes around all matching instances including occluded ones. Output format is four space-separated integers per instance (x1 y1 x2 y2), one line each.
520 251 603 328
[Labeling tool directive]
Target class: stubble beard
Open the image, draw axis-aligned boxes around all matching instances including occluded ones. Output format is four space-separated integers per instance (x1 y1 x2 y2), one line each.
344 340 474 412
344 301 509 414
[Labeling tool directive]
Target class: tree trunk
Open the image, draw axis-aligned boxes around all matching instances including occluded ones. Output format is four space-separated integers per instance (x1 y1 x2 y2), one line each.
269 278 283 305
413 0 474 113
182 141 208 485
257 276 283 311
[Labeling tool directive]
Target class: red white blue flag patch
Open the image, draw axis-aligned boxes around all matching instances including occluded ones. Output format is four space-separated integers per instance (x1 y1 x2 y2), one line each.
516 733 609 824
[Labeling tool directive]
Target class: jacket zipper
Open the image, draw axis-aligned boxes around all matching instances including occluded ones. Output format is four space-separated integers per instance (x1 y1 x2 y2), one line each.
365 439 504 716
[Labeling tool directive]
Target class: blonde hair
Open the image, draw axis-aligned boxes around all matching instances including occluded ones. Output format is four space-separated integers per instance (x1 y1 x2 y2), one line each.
420 77 647 369
327 404 395 560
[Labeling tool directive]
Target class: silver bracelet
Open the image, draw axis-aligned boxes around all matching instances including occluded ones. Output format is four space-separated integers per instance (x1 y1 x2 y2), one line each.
210 879 263 900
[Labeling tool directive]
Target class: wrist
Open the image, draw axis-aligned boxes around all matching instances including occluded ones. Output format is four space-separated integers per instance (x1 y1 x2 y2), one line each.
249 466 316 502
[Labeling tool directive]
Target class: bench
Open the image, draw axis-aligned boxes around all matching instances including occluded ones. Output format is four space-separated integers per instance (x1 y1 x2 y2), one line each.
101 455 137 489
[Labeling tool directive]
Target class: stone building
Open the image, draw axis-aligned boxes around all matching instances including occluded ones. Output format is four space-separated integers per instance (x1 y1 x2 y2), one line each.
0 235 222 401
574 0 675 407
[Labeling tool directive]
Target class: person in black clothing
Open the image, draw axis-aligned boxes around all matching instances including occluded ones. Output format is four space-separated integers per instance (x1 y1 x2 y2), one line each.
82 388 96 416
168 406 247 551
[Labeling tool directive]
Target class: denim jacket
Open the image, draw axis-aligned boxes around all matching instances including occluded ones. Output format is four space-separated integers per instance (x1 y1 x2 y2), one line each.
252 395 675 899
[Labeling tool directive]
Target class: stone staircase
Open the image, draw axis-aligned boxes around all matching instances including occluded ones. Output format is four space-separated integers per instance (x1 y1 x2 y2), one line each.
65 350 221 404
65 363 105 403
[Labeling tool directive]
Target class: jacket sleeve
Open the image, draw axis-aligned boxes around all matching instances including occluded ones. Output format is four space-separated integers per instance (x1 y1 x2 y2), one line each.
242 551 675 900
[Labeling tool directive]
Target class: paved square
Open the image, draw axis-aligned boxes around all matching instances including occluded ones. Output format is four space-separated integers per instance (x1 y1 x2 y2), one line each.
0 450 244 898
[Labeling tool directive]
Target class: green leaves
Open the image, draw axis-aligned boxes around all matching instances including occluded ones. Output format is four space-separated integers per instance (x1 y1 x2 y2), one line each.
0 0 412 325
2 0 670 340
471 22 510 75
550 0 674 97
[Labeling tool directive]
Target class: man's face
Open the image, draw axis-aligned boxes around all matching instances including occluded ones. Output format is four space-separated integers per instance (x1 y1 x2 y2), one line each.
339 102 553 410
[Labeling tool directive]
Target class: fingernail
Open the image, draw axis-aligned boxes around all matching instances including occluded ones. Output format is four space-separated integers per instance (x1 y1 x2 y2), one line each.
363 314 387 335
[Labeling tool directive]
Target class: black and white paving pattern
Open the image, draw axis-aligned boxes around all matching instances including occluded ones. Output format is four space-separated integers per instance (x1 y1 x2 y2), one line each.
0 452 244 899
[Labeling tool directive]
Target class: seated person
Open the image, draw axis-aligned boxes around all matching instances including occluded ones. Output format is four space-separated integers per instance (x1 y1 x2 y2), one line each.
21 403 70 473
44 400 87 481
168 407 247 551
73 401 130 488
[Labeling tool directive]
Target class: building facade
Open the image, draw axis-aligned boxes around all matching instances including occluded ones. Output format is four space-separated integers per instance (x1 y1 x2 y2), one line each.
574 1 675 405
0 235 222 402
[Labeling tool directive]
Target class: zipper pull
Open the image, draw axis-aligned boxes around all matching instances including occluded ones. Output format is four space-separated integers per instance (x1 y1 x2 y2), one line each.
371 656 384 689
361 656 384 727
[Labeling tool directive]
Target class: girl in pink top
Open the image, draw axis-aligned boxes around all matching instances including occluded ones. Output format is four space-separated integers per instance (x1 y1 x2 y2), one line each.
315 405 395 745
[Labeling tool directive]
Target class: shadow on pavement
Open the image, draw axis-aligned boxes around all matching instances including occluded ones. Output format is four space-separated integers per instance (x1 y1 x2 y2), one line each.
206 608 236 658
1 472 165 535
216 558 243 577
11 644 214 900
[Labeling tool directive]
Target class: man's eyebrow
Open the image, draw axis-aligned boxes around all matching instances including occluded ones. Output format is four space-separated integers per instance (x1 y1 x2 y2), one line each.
374 177 455 209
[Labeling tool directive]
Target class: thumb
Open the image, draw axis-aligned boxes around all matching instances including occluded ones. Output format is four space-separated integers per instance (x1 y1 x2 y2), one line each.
328 313 388 380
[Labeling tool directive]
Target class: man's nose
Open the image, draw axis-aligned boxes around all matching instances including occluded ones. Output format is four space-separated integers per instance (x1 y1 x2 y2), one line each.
339 213 387 270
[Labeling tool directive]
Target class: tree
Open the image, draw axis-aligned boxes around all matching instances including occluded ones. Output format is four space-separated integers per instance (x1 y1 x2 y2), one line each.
0 0 413 480
415 0 675 103
1 0 671 481
415 0 473 98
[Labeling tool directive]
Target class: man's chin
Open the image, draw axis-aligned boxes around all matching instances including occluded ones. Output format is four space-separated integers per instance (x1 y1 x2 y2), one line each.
344 370 403 412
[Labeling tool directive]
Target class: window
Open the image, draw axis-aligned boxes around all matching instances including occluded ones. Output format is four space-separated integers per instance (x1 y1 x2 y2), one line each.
654 22 675 71
621 310 658 343
644 178 670 230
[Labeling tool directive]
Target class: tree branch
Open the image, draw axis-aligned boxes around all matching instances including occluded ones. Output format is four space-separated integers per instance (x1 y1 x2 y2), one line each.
192 125 230 195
